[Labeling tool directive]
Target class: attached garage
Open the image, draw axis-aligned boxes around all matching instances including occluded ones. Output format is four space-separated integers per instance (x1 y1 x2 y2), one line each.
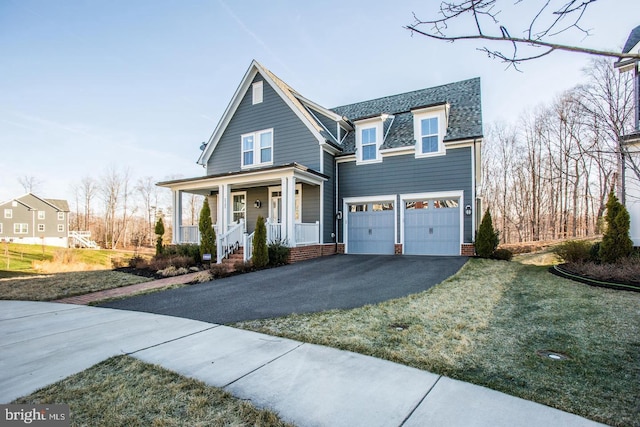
402 193 462 256
345 200 395 254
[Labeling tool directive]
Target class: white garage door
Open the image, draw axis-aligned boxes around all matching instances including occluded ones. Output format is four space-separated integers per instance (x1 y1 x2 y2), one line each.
347 202 395 254
404 198 460 255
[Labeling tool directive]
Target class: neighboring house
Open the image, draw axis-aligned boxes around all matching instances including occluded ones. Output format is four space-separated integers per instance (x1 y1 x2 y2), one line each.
616 25 640 246
0 193 70 248
159 60 483 263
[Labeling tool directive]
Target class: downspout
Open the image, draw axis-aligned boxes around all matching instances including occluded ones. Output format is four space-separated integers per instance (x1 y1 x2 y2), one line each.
472 138 478 242
335 158 339 252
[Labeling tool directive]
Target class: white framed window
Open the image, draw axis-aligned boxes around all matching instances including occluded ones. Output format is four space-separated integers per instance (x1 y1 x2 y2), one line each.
14 223 28 234
231 192 246 223
38 211 45 220
252 81 263 105
57 224 65 233
241 129 273 168
38 224 45 232
361 127 377 161
4 209 12 219
355 119 383 164
57 212 65 220
0 223 3 233
413 105 448 158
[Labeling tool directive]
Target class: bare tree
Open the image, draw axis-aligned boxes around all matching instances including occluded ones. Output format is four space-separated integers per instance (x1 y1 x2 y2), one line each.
18 175 42 194
79 177 97 231
136 176 157 247
406 1 640 68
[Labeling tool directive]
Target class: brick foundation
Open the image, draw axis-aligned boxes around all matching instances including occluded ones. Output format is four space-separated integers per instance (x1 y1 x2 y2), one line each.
287 244 338 264
337 243 345 254
394 244 403 254
461 243 475 256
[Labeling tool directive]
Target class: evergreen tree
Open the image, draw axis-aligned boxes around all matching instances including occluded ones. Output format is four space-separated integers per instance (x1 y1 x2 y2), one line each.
252 216 269 268
599 190 633 263
154 217 165 256
475 209 499 258
199 199 216 259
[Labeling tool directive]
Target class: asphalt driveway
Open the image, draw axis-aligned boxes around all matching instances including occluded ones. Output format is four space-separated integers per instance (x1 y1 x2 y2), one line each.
100 254 468 324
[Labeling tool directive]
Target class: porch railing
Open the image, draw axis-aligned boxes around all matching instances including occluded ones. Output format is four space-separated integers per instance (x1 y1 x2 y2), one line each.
267 221 282 244
217 219 244 264
179 226 200 244
243 231 254 262
295 221 320 245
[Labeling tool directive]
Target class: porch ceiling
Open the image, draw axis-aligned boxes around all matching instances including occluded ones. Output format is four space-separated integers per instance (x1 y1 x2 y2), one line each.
157 163 327 194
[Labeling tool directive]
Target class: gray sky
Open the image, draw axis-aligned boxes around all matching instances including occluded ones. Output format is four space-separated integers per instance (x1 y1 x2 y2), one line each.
1 0 637 203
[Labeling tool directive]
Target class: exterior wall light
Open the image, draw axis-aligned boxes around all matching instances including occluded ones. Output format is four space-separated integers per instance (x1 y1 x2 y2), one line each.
465 205 472 216
254 200 262 208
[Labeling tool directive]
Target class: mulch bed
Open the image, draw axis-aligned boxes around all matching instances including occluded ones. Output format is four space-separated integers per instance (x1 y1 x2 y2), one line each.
550 263 640 292
114 267 164 280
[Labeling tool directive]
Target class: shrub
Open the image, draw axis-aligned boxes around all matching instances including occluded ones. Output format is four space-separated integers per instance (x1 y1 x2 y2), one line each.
252 216 269 268
599 191 633 263
233 260 254 273
128 255 147 269
165 244 201 265
199 199 216 260
268 239 290 266
475 209 499 258
53 249 76 264
589 242 601 263
191 270 213 283
157 266 190 277
210 264 230 279
492 248 513 261
155 217 165 256
553 240 592 263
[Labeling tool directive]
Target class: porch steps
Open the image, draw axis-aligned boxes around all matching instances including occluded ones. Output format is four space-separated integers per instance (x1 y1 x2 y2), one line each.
220 247 245 271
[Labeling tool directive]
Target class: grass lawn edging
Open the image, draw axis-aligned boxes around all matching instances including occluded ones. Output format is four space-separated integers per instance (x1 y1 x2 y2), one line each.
550 264 640 292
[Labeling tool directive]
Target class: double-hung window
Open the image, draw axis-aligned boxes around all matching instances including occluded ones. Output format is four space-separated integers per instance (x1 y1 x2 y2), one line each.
14 223 28 234
361 127 377 161
413 105 448 158
420 117 439 154
4 209 12 219
38 211 45 220
241 129 273 168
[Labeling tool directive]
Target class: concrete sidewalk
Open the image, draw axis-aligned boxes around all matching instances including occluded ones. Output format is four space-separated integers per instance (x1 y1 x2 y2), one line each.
0 301 606 427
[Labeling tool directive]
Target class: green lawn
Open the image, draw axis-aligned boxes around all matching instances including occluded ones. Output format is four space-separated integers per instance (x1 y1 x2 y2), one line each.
14 356 292 427
235 258 640 427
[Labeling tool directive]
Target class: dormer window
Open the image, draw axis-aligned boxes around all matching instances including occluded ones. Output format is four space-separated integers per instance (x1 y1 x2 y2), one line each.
361 127 377 161
355 117 385 164
241 128 273 168
252 81 263 105
412 104 448 158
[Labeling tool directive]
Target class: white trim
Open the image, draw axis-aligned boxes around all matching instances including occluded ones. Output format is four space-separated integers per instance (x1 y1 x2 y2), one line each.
37 211 45 220
198 61 326 166
413 107 447 158
399 191 464 255
14 223 28 234
240 128 274 169
268 183 302 224
38 224 45 232
319 181 324 244
4 209 12 219
231 191 247 226
57 211 65 221
343 194 397 254
252 80 263 104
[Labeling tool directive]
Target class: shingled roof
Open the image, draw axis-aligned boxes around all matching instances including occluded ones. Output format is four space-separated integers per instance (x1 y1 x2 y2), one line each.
622 25 640 54
330 78 483 153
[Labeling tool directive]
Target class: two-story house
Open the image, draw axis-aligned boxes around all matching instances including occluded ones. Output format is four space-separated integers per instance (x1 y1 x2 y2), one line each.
159 60 482 263
0 193 70 248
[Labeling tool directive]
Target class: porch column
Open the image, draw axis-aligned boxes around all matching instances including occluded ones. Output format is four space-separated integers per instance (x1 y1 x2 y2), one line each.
286 176 296 246
218 184 230 233
172 190 182 244
280 177 289 243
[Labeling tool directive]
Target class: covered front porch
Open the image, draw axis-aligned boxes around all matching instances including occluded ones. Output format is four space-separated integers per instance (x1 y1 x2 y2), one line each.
158 164 327 264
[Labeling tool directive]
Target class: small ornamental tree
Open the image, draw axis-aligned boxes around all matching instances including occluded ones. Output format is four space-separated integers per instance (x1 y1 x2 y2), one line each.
199 199 216 260
599 190 633 263
475 208 499 258
252 216 269 268
154 217 165 256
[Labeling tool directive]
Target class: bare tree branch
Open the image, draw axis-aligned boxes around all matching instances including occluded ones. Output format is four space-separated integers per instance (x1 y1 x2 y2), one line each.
406 0 640 67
